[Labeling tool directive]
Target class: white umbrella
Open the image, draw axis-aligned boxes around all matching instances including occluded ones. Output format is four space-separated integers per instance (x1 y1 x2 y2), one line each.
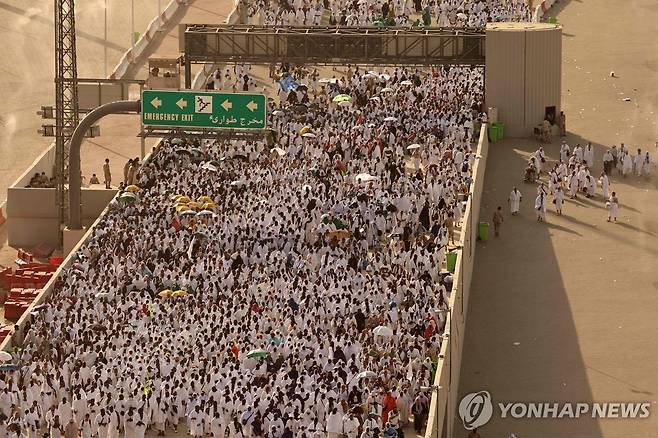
356 370 377 379
372 325 394 337
384 116 397 122
369 96 381 101
270 147 287 156
201 163 218 172
381 87 394 92
319 78 337 84
400 80 413 86
356 173 379 183
272 110 285 116
0 351 12 362
407 143 421 150
302 132 317 138
379 73 391 81
95 292 110 299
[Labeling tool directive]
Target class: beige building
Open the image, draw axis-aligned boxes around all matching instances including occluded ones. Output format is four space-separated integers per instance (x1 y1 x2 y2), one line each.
485 22 562 137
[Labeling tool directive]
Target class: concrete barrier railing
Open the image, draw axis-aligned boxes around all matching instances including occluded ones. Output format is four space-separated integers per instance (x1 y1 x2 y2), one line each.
110 0 189 80
424 123 489 438
533 0 559 21
0 200 6 227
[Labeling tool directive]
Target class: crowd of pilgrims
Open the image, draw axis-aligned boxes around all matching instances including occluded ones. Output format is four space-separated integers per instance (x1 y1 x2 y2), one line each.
0 65 484 438
524 141 652 221
255 0 531 27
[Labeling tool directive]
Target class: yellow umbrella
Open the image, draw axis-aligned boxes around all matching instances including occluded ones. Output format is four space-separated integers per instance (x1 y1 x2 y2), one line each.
158 289 173 298
327 229 352 240
299 125 312 135
172 290 189 298
187 201 202 211
198 195 213 204
171 194 183 201
125 185 140 193
175 204 189 212
202 202 216 210
177 196 191 204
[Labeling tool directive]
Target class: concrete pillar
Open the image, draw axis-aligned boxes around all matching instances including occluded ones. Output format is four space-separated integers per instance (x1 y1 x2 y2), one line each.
485 22 562 137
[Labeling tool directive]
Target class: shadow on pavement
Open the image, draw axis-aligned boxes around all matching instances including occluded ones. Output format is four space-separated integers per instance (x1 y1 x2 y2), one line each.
456 137 604 438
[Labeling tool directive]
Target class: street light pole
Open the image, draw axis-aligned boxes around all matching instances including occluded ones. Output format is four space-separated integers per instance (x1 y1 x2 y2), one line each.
130 0 135 48
104 0 108 77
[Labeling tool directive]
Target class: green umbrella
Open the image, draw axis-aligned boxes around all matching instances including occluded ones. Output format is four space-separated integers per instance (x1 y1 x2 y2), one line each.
247 349 269 358
332 94 352 103
118 192 137 204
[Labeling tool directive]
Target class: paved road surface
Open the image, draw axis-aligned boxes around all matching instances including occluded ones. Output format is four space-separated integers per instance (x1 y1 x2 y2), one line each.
458 0 658 437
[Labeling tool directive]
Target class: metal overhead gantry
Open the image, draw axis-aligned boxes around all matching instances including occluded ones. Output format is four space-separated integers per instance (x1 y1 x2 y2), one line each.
180 25 486 87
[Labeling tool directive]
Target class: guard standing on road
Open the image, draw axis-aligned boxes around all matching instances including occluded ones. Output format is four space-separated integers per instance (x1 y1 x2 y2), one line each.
103 158 111 189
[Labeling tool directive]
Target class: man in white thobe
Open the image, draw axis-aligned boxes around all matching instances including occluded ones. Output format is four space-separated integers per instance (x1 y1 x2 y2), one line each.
508 187 522 215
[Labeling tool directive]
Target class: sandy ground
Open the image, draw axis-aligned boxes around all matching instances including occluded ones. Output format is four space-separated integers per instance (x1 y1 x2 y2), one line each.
458 0 658 437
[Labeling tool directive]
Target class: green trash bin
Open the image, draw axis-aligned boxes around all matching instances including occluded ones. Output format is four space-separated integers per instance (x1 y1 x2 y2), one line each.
478 222 490 241
446 251 457 273
488 124 500 143
548 17 558 24
492 122 505 141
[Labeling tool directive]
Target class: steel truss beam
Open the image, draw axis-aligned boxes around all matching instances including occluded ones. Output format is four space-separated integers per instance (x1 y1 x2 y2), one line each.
182 25 486 67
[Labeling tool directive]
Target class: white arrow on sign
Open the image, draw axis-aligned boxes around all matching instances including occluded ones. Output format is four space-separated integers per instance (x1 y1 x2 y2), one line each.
176 98 187 110
150 97 162 109
221 99 233 111
246 100 258 112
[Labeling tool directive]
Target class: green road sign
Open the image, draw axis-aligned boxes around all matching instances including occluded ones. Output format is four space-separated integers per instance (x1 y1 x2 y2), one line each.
141 90 267 130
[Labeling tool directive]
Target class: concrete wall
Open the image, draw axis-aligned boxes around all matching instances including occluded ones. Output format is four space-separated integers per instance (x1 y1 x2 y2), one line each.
7 187 117 248
11 144 57 187
486 23 561 137
425 123 489 438
0 182 117 351
5 141 118 248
